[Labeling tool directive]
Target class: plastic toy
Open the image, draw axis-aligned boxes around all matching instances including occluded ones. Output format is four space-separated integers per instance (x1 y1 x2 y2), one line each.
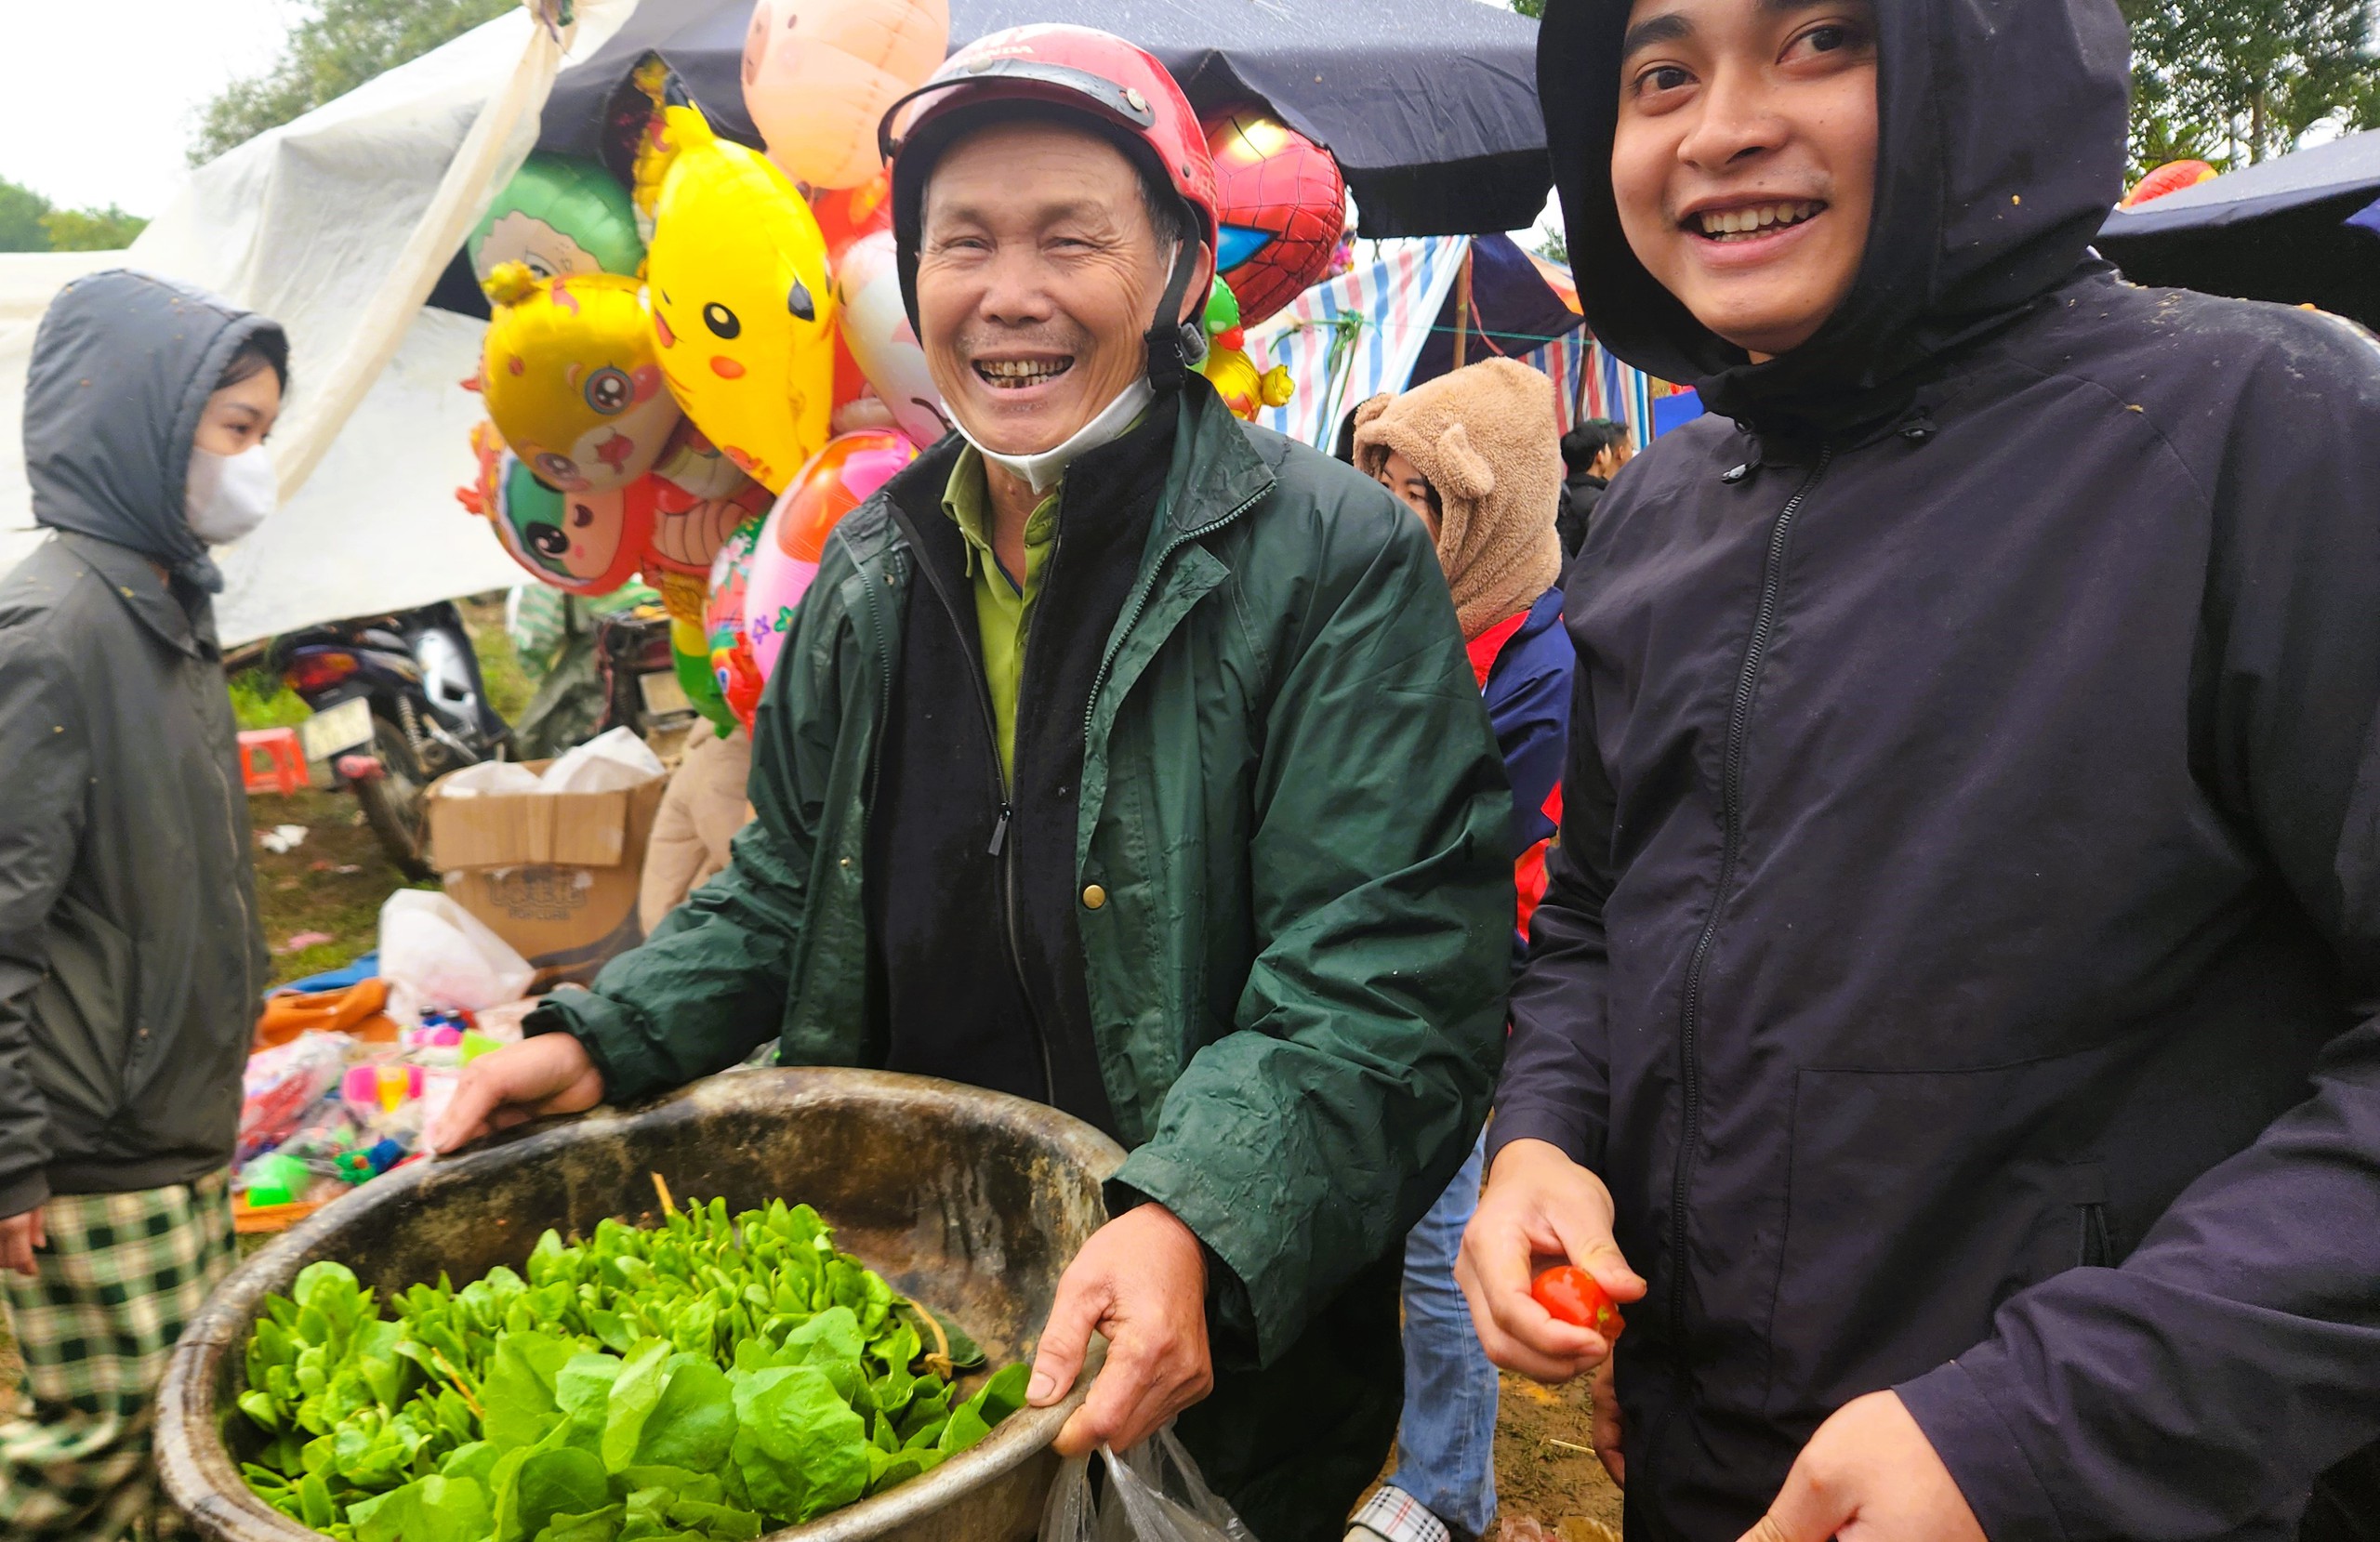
459 421 657 596
1198 279 1294 422
643 104 838 493
835 230 952 448
740 0 949 191
467 152 645 284
1204 107 1347 326
745 431 915 679
240 1153 315 1208
479 262 682 492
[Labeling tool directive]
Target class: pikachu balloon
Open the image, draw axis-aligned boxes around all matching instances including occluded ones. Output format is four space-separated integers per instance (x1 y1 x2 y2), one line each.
644 104 837 494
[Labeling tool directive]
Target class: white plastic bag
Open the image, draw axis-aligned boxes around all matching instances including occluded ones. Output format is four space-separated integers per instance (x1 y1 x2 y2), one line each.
540 726 665 793
377 890 534 1013
435 760 542 797
1038 1427 1257 1542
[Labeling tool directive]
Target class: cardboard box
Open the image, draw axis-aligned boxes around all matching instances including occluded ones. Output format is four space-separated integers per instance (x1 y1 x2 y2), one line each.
424 760 668 992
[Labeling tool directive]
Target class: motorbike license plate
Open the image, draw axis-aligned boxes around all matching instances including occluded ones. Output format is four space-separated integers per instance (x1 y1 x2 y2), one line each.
298 696 375 763
638 669 693 717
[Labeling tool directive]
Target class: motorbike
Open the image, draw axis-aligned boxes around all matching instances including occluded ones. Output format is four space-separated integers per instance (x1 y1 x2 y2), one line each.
273 603 510 878
594 603 700 750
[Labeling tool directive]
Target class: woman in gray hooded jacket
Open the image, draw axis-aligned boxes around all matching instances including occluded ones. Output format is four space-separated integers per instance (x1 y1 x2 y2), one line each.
0 270 285 1538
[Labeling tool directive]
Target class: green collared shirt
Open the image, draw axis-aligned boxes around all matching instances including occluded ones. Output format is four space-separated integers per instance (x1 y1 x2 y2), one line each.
942 446 1060 785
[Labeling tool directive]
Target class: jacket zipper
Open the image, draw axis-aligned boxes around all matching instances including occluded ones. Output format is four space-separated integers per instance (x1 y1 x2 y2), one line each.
907 523 1060 1105
1079 481 1273 746
1667 447 1831 1349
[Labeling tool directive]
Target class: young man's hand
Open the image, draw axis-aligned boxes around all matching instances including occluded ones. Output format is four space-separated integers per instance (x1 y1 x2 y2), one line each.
0 1206 44 1277
425 1034 606 1154
1457 1137 1646 1383
1026 1202 1212 1456
1739 1391 1983 1542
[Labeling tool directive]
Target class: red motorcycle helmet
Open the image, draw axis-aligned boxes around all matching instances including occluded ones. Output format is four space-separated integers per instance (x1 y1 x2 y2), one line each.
878 25 1220 387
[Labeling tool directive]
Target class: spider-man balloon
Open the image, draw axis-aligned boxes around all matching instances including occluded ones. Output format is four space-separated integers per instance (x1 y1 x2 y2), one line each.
1204 108 1346 327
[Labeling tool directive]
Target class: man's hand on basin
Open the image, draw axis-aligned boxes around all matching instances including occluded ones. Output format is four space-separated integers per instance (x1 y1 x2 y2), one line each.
1028 1201 1213 1456
426 1033 606 1154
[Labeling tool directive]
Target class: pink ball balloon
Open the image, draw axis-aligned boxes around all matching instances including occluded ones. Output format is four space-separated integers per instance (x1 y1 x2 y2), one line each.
744 431 916 681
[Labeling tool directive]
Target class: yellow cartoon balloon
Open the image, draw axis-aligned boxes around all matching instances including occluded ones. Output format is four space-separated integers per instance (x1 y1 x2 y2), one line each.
479 263 683 493
643 104 837 494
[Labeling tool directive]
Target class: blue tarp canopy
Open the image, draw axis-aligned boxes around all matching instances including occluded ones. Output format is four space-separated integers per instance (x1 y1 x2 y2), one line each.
2096 130 2380 329
535 0 1550 241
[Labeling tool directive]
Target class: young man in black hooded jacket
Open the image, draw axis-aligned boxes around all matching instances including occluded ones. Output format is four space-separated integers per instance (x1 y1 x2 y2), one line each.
1459 2 2380 1540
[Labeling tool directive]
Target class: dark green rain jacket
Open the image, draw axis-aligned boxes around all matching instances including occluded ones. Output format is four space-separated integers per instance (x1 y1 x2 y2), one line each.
535 384 1514 1528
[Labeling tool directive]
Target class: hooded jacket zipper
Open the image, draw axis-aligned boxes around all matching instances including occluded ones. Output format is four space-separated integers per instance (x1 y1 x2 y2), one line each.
1668 447 1831 1350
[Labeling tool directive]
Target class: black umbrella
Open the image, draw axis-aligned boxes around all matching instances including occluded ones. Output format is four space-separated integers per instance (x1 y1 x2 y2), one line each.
536 0 1549 239
2096 131 2380 330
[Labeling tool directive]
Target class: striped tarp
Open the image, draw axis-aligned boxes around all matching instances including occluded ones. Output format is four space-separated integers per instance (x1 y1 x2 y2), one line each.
1246 237 1471 448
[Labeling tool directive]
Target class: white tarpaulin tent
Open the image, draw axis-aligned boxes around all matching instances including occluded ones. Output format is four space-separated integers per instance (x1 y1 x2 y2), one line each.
0 0 634 645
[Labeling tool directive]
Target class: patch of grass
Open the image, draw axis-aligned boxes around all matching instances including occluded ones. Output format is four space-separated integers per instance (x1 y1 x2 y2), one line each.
228 666 311 731
459 593 535 726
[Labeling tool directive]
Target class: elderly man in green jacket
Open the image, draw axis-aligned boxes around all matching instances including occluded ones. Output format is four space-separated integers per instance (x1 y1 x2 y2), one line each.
430 27 1512 1537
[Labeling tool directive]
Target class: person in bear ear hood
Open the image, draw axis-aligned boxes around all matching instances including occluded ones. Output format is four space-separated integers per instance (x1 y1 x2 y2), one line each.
1458 2 2380 1540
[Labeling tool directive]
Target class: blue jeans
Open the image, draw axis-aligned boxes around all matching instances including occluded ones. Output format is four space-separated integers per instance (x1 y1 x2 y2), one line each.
1386 1132 1498 1538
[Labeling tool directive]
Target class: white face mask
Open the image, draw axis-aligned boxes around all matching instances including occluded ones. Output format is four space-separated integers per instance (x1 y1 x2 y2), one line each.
955 375 1156 495
185 442 277 545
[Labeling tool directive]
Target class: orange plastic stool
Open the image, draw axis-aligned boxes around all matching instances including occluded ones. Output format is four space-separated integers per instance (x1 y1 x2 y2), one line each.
238 728 308 796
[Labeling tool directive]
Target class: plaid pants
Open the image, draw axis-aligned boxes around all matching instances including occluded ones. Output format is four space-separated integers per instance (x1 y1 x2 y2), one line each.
0 1169 235 1541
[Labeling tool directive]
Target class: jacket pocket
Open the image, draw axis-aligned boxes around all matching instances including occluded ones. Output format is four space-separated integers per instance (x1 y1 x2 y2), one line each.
27 893 139 1130
1763 1047 2135 1422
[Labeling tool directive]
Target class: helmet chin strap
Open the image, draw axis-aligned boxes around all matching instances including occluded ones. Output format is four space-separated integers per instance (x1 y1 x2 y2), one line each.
1144 237 1206 389
955 240 1203 496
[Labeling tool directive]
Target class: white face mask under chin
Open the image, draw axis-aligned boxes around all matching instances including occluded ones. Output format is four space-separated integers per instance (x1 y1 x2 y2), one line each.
955 375 1157 495
185 443 278 546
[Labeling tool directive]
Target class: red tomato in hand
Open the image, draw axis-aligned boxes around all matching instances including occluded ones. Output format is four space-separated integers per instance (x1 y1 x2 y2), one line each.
1531 1265 1624 1338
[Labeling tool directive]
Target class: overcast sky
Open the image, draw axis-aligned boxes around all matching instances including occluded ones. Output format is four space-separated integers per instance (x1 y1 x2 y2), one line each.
5 0 304 217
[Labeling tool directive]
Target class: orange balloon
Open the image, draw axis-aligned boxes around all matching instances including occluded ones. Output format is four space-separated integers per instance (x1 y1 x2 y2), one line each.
2122 159 2219 209
813 171 893 260
776 430 914 562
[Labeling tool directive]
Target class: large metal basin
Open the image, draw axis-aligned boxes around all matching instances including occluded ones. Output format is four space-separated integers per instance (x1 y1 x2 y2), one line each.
158 1068 1125 1542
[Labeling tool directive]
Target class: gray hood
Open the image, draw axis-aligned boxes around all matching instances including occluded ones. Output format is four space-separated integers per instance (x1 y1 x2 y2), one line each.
24 270 286 593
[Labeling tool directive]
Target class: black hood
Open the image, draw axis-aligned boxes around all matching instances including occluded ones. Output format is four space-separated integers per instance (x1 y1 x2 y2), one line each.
1540 0 2130 431
23 270 286 593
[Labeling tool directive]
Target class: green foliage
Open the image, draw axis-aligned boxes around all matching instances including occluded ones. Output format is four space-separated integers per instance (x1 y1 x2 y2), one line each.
1510 0 1544 16
229 668 313 731
0 179 52 254
1535 228 1569 268
41 205 148 252
0 176 148 253
236 1200 1028 1540
191 0 516 165
2122 0 2380 177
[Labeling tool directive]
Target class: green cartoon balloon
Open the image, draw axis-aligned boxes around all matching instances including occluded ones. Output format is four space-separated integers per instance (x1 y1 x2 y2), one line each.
468 153 644 283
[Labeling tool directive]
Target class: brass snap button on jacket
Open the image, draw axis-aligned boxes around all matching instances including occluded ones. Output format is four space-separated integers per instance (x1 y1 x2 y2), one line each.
1081 884 1108 910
